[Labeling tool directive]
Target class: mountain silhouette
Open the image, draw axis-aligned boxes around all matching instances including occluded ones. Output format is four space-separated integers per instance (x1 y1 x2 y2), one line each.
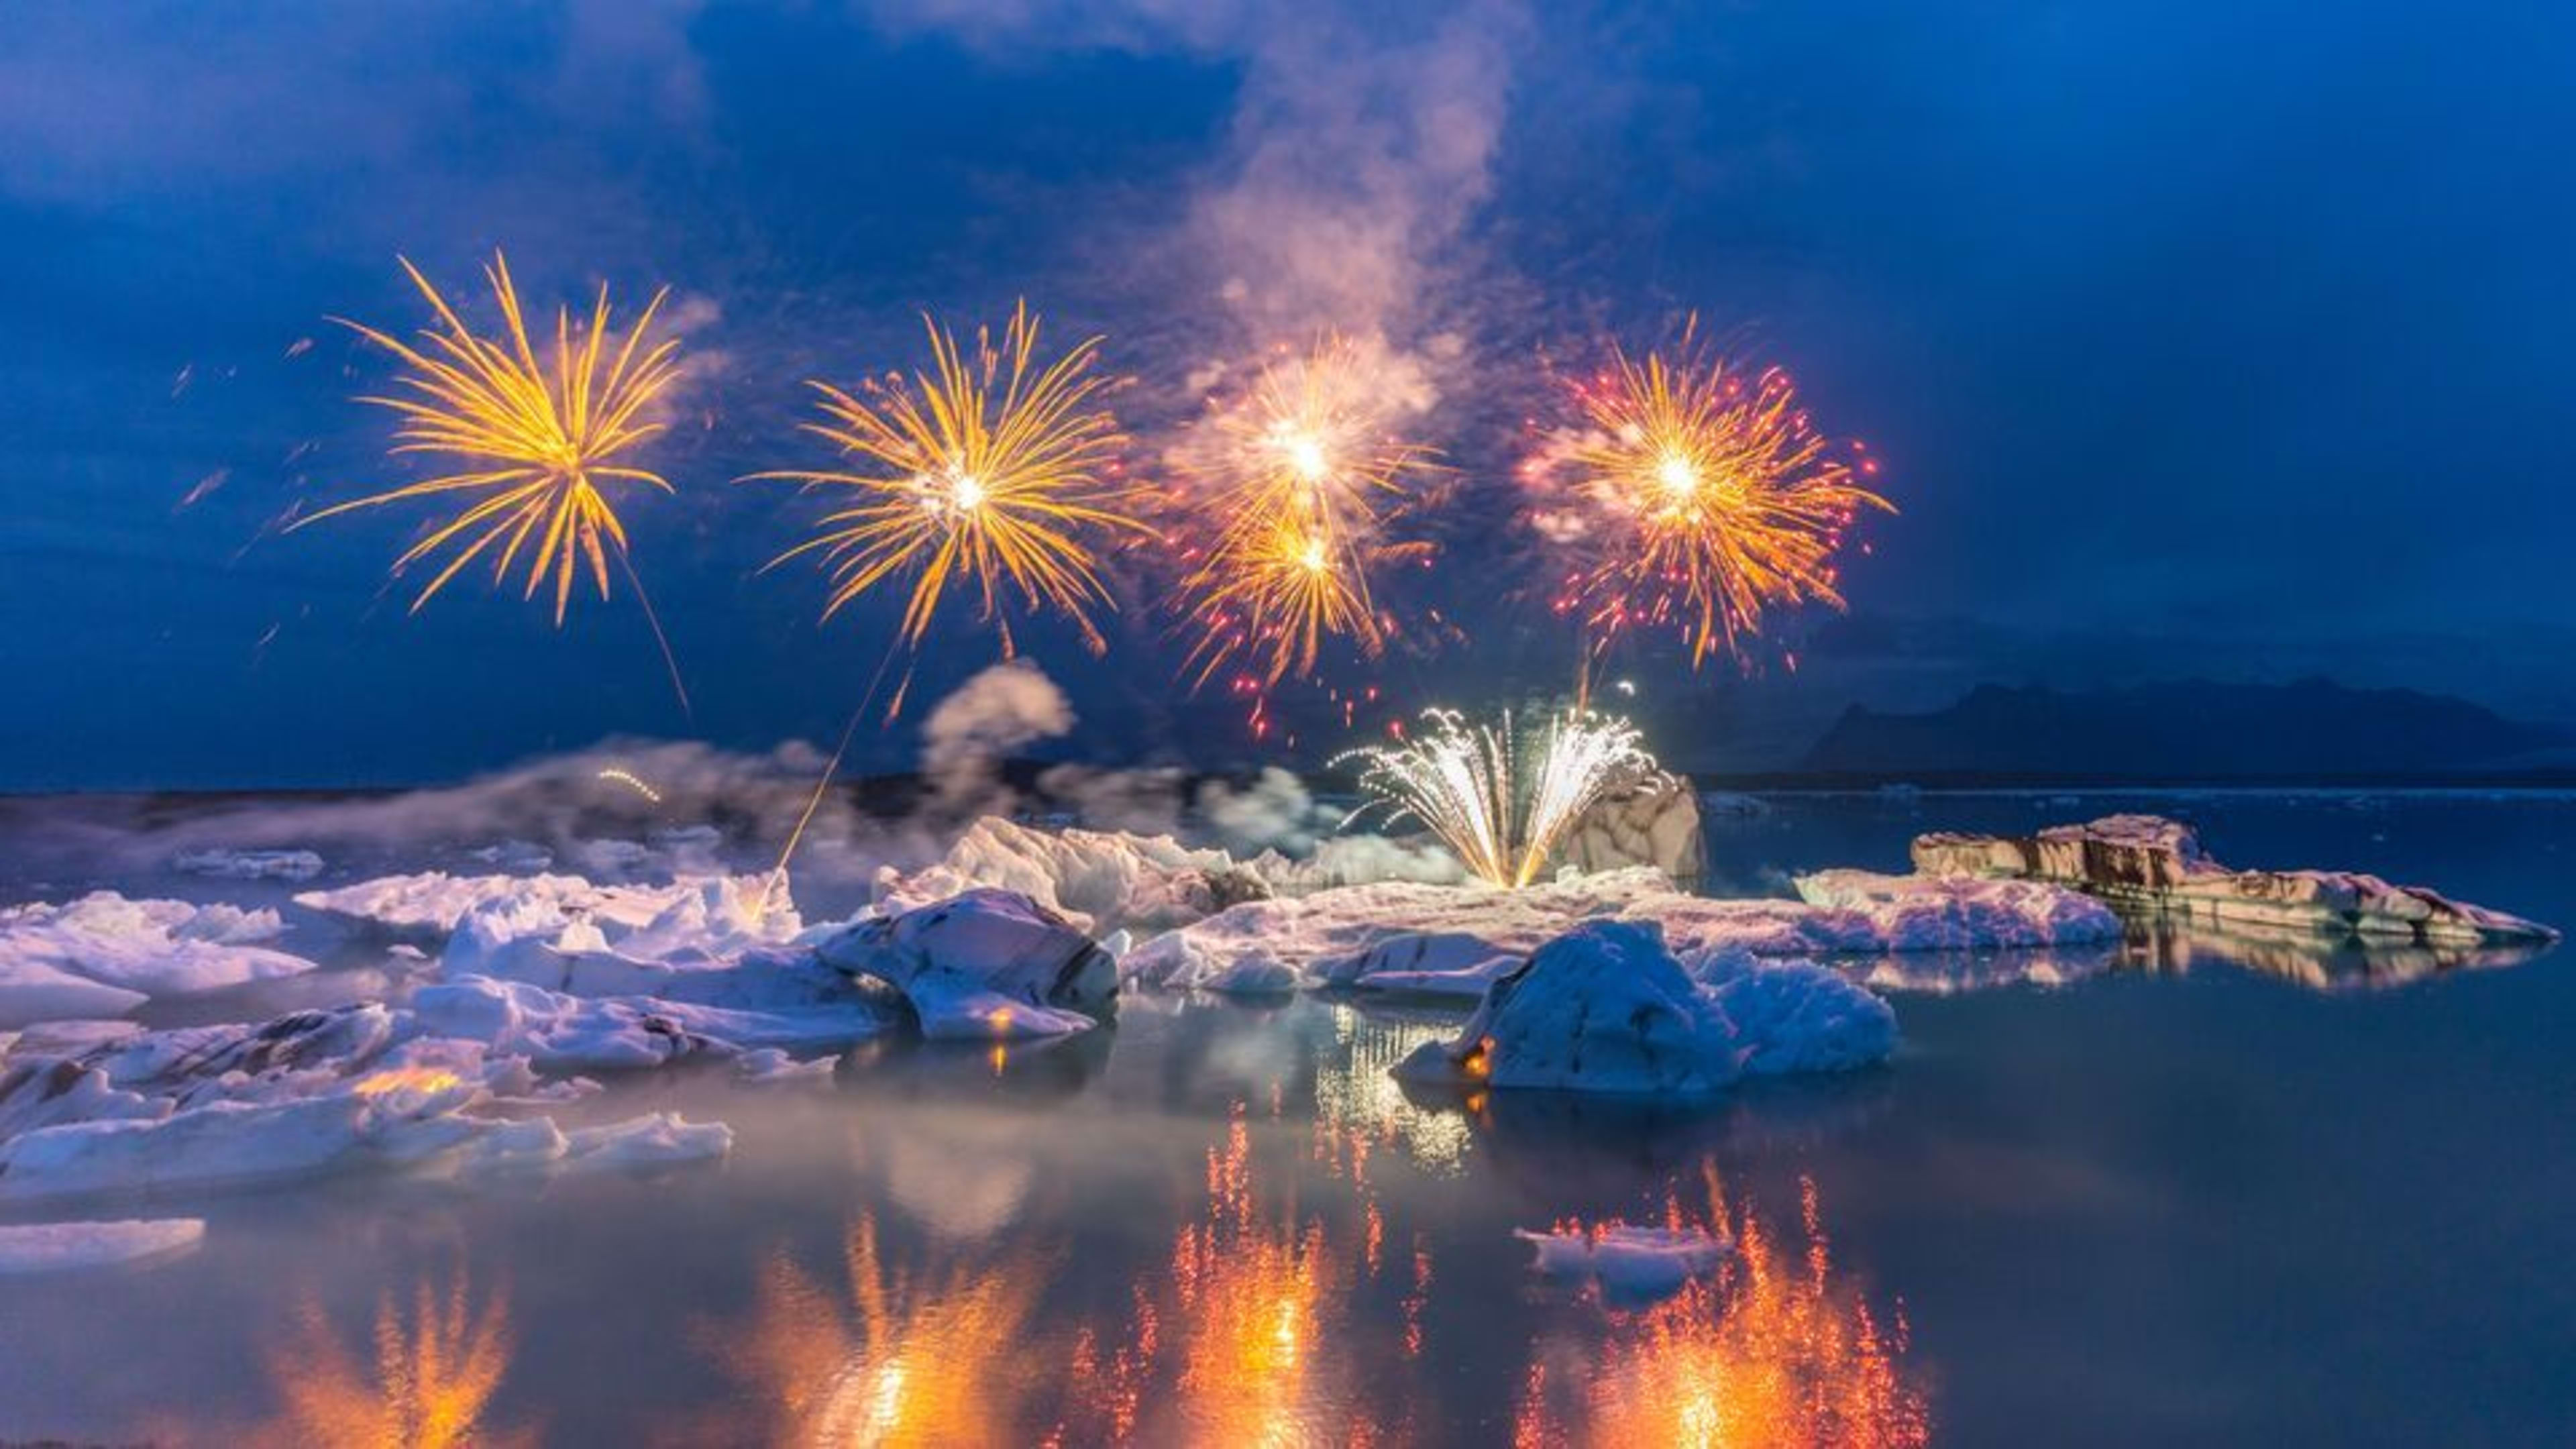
1800 678 2571 782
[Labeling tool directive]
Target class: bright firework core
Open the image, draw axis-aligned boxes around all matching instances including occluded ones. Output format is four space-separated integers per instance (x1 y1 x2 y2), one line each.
926 466 988 515
1277 429 1333 485
1654 451 1701 501
1340 708 1658 890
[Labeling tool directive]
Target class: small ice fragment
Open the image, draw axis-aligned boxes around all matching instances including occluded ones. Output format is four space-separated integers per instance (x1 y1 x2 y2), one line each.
1517 1224 1731 1306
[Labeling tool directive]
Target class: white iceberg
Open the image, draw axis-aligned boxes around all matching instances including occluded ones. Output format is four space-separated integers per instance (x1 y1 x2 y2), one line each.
0 1218 206 1274
1395 920 1895 1096
816 888 1118 1039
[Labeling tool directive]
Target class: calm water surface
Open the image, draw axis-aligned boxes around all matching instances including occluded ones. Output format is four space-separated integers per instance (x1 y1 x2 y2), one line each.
0 792 2570 1445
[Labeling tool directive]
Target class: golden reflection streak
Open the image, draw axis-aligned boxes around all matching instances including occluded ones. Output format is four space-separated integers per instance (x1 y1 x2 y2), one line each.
1513 1172 1929 1448
252 1266 525 1449
715 1216 1046 1448
1168 1110 1333 1446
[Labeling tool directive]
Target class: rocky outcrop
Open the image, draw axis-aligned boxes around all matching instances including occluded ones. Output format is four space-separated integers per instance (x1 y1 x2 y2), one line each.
1550 774 1707 888
1913 814 2555 945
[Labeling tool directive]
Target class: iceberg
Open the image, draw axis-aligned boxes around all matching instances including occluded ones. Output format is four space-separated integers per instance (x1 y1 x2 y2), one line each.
816 888 1118 1039
1395 920 1896 1097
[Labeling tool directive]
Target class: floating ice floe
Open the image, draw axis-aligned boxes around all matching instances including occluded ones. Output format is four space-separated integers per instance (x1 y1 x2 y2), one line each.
0 892 318 1024
172 847 325 881
451 1110 735 1175
1518 1222 1731 1306
1395 920 1894 1096
816 887 1119 1039
0 885 866 1202
0 1218 205 1274
1914 814 2557 945
0 1007 742 1201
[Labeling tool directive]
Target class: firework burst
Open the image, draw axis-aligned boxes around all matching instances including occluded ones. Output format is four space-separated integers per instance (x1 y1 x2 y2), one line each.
1530 327 1888 668
299 254 684 627
1338 707 1657 890
753 303 1147 657
1172 335 1442 691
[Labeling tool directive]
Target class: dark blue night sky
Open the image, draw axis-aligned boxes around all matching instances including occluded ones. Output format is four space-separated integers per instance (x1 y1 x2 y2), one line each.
3 1 2570 789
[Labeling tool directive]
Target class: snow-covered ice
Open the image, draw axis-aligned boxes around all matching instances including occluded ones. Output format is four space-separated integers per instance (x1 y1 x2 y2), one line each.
1126 862 2117 996
0 1218 205 1274
296 869 796 943
1395 920 1896 1096
1792 869 2122 949
873 816 1267 936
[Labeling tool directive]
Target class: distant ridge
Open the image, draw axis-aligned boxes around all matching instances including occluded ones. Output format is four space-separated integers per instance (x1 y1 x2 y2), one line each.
1798 678 2573 784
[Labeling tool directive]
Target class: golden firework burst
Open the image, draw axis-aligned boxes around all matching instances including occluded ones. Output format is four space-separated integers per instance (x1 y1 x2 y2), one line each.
299 253 684 627
1173 335 1440 690
753 302 1146 656
1544 332 1888 667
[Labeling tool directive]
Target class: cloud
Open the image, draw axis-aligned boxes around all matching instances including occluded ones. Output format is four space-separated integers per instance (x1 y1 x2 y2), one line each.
918 658 1077 812
0 1 715 251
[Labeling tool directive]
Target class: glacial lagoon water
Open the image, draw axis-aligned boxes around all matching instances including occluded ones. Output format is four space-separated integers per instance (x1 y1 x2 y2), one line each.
1 791 2571 1444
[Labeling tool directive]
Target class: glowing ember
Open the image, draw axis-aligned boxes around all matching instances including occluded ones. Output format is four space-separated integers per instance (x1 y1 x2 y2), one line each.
1338 707 1658 890
753 301 1150 657
350 1066 466 1099
594 766 662 804
1529 323 1890 667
